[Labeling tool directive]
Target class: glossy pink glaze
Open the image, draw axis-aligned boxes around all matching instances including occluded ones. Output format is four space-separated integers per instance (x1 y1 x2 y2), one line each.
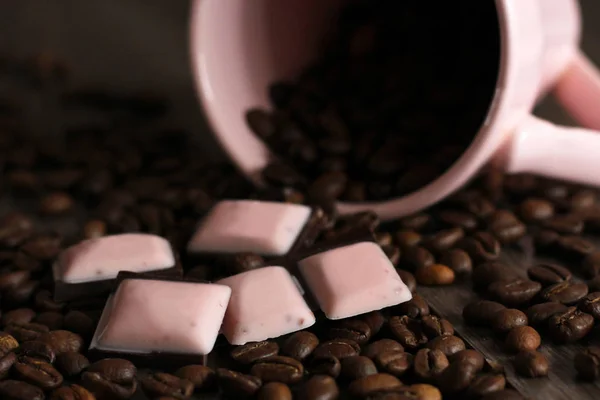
91 279 231 355
55 234 175 284
298 242 412 320
187 200 312 256
217 266 315 345
190 0 600 220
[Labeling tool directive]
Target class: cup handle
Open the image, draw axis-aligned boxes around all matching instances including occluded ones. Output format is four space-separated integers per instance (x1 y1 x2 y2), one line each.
502 115 600 186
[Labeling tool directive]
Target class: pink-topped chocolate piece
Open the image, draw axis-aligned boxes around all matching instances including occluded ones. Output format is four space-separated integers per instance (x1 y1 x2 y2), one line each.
217 266 315 345
55 233 175 284
298 241 412 319
91 278 231 355
187 200 312 256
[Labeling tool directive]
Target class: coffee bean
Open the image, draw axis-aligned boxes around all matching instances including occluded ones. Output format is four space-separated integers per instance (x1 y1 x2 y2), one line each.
449 350 485 371
570 189 597 210
397 270 417 293
582 252 600 278
389 316 427 350
174 365 216 391
466 374 506 398
140 372 193 399
362 339 404 360
528 263 571 287
525 302 568 328
463 300 506 326
0 331 19 356
19 340 55 363
487 210 526 244
309 355 341 378
424 227 464 253
257 382 292 400
394 294 429 318
491 309 528 333
6 279 39 304
362 310 385 335
375 232 393 247
228 253 265 274
250 355 303 384
382 245 401 266
488 279 542 306
543 214 584 235
520 198 555 221
575 346 600 381
246 109 277 139
6 322 49 342
415 264 455 286
548 307 594 343
439 249 472 275
0 308 35 328
438 210 478 231
401 246 434 271
39 330 83 354
395 230 422 249
472 262 519 290
341 356 378 380
405 383 442 400
312 338 359 360
33 312 63 331
307 171 348 201
216 368 261 398
505 326 540 352
40 192 74 214
514 350 549 378
0 212 34 248
328 318 371 345
398 213 431 231
0 380 44 400
436 359 478 394
348 373 403 398
458 231 501 263
421 315 454 338
413 348 449 380
298 375 339 400
534 229 561 249
579 292 600 320
14 355 63 390
0 270 30 292
539 281 587 305
231 341 279 364
84 219 107 238
50 384 95 400
375 350 412 377
55 351 90 377
426 335 465 357
63 310 95 339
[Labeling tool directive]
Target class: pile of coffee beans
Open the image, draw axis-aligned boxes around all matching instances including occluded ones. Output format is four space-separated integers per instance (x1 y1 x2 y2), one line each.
247 0 501 202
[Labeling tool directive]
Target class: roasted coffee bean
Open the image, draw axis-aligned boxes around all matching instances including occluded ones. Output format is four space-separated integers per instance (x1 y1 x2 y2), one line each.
404 383 442 400
466 374 506 398
362 339 404 360
307 171 348 201
6 322 49 342
399 213 431 231
421 315 454 338
514 350 549 377
328 318 372 344
362 310 385 335
438 210 478 231
415 264 455 286
19 340 55 363
487 210 526 243
436 359 478 394
579 292 600 320
527 263 572 286
556 235 595 260
63 310 95 339
50 384 95 400
0 212 34 248
570 189 597 210
0 331 19 356
250 355 303 384
575 346 600 381
257 382 292 400
246 109 277 139
413 348 449 380
0 270 30 292
543 214 584 234
216 368 261 398
397 270 417 293
84 219 107 238
458 232 501 263
539 281 589 305
0 380 44 400
375 232 393 247
309 355 341 378
341 356 378 380
439 248 472 275
174 365 215 391
298 375 339 400
40 330 83 354
534 229 561 248
548 307 594 343
228 253 264 274
491 309 528 333
6 279 39 303
140 372 193 399
449 350 485 371
230 341 279 364
463 300 506 326
382 245 401 266
520 198 555 221
488 279 542 306
505 326 541 352
426 335 465 357
582 252 600 278
424 227 464 253
389 316 427 350
525 302 569 328
375 350 412 377
472 262 519 290
14 355 63 390
55 351 90 377
394 294 429 318
39 192 74 214
395 230 422 249
348 373 403 398
312 338 359 360
21 234 61 261
401 246 434 271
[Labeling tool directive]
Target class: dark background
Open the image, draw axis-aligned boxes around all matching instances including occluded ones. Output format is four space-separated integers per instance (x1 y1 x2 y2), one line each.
0 0 599 156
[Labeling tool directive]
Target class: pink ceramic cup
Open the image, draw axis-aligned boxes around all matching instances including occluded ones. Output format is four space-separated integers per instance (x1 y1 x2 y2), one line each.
190 0 600 221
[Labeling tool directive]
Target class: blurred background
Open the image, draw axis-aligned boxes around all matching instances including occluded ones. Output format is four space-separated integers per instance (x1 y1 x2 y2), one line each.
0 0 599 159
